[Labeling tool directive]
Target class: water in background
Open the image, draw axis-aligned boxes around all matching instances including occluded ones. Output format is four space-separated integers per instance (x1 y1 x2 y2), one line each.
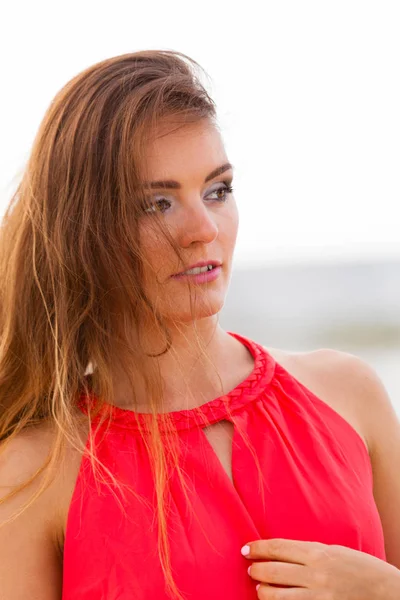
221 259 400 415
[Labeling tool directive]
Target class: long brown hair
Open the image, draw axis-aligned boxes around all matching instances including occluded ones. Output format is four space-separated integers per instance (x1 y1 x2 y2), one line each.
0 50 217 598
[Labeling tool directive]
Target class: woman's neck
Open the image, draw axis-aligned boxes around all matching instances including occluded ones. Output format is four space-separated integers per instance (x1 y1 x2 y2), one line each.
110 318 254 413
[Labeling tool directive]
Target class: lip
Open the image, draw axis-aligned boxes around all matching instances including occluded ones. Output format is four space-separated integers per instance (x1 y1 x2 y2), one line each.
171 261 222 284
172 260 222 277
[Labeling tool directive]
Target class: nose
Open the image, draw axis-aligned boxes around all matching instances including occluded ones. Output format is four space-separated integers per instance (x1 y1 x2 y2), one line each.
176 199 219 248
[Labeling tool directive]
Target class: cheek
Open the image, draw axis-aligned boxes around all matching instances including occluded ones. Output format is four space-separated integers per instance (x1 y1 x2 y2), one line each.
139 221 166 258
140 231 160 267
232 206 239 239
138 222 178 282
221 202 239 248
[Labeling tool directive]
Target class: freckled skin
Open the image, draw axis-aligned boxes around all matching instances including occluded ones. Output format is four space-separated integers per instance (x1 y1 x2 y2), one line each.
138 119 238 324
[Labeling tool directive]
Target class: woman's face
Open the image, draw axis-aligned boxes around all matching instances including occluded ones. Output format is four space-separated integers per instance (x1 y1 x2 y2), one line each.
138 118 239 324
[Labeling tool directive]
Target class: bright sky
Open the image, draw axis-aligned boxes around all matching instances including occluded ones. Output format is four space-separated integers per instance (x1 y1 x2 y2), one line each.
1 1 399 266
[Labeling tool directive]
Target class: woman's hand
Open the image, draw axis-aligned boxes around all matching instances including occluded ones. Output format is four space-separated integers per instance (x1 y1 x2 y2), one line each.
241 538 400 599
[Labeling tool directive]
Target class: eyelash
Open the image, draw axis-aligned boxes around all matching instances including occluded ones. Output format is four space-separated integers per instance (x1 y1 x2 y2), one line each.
143 182 234 215
208 183 234 202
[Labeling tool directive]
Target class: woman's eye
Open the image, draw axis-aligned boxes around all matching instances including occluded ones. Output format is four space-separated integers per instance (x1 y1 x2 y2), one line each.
206 183 234 202
144 197 172 214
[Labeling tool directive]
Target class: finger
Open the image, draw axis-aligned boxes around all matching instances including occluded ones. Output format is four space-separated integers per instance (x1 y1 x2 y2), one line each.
257 583 311 600
242 538 323 564
249 561 310 588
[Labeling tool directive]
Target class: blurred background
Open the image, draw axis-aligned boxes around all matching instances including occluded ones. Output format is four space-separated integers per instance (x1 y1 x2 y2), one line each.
1 1 399 411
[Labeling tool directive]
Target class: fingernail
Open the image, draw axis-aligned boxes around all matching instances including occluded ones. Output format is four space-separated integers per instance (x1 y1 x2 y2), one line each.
241 544 250 556
247 565 251 575
256 584 260 591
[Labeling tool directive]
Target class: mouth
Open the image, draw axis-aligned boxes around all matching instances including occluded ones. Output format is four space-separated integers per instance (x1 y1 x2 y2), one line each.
173 261 222 277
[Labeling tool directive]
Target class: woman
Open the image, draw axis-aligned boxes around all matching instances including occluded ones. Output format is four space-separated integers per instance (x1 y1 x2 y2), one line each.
0 51 399 600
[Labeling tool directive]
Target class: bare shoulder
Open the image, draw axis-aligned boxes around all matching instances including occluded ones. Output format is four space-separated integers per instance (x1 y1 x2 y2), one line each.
0 417 85 535
265 345 396 453
0 420 59 500
0 418 87 598
0 422 62 598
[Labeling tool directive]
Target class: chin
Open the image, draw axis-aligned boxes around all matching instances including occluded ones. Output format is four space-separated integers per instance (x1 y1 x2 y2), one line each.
162 290 226 324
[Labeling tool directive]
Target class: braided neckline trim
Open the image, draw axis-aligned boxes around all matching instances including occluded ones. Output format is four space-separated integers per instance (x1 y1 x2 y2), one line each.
79 333 275 432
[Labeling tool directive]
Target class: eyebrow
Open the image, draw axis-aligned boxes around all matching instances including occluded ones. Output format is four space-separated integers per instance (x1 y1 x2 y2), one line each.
147 162 233 190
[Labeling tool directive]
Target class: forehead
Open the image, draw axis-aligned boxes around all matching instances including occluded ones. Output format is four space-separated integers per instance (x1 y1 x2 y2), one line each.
143 119 228 182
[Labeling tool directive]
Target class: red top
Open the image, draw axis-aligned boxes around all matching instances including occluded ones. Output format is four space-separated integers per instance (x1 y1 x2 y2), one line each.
62 334 385 599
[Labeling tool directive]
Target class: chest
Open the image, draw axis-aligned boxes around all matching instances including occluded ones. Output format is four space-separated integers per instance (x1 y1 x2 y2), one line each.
62 407 386 600
202 419 234 482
